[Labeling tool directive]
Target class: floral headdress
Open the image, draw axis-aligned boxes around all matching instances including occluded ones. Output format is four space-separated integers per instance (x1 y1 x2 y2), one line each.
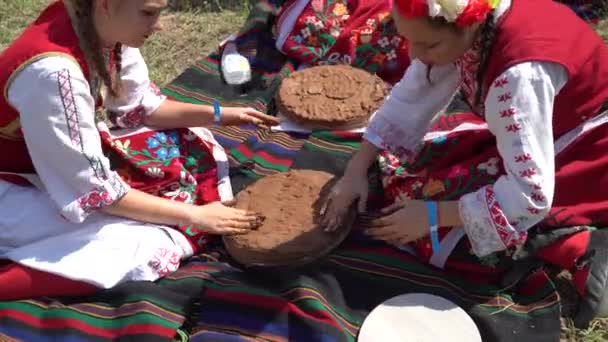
393 0 501 27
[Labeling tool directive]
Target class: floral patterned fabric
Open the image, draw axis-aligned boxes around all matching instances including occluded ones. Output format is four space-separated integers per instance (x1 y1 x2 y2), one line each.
100 126 230 252
379 113 502 265
360 0 608 274
274 0 410 84
380 107 608 269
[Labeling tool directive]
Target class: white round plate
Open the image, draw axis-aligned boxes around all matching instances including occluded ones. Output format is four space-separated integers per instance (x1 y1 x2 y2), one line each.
358 293 482 342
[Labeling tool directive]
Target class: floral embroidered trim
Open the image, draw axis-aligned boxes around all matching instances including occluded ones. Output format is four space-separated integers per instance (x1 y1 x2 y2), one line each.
75 173 128 215
112 105 146 129
483 186 527 247
486 68 551 231
454 40 483 114
459 188 507 257
148 247 181 277
459 185 528 257
78 187 116 213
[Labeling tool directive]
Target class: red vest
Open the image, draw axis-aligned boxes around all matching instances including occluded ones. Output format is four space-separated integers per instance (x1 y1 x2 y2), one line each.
484 0 608 139
0 0 90 173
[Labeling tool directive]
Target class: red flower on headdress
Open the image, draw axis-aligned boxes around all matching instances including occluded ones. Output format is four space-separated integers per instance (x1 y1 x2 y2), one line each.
455 0 492 27
393 0 429 18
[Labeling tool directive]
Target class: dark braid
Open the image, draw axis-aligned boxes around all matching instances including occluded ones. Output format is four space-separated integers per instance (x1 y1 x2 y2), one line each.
474 11 497 107
70 0 120 97
112 42 123 94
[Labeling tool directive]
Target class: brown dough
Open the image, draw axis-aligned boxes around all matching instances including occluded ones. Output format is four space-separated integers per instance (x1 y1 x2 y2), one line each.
223 170 352 266
276 65 387 130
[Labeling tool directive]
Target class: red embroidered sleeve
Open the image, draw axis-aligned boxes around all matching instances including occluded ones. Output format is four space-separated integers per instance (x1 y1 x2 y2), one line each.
458 62 565 257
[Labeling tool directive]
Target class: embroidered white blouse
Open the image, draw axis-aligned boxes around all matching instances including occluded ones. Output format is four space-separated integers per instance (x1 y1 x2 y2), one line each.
364 57 568 257
7 46 166 224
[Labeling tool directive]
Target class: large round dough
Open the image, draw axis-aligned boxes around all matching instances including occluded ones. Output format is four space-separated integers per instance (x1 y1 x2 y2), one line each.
223 170 354 267
276 65 387 130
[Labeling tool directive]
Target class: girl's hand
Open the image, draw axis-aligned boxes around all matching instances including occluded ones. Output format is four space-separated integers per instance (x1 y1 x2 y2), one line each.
220 107 280 127
320 172 370 232
363 200 430 245
191 201 265 235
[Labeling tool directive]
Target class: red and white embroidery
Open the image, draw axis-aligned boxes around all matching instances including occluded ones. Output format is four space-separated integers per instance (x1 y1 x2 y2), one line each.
114 105 146 129
484 187 510 241
519 168 537 178
505 123 522 132
484 186 527 247
514 153 532 163
454 41 482 113
493 77 509 88
531 192 546 203
78 187 115 213
148 248 181 277
498 92 513 102
500 108 516 118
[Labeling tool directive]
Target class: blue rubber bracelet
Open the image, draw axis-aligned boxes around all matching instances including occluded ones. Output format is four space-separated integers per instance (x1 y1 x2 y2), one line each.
213 100 222 125
425 201 440 254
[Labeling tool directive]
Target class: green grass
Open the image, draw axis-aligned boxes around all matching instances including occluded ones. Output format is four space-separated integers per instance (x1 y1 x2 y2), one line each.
141 8 247 85
1 1 608 341
0 0 247 85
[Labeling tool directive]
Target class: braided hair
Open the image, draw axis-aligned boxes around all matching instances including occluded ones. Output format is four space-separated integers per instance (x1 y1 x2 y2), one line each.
69 0 122 98
474 10 497 108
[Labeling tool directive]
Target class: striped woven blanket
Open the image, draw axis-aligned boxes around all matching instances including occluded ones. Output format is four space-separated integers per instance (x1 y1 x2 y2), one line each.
159 21 561 339
0 56 562 342
6 1 606 340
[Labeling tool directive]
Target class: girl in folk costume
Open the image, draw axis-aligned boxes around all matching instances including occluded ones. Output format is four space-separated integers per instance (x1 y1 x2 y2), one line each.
0 0 279 300
321 0 608 326
272 0 411 84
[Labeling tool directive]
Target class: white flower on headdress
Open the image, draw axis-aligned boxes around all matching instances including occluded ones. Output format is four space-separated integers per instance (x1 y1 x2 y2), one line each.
426 0 469 22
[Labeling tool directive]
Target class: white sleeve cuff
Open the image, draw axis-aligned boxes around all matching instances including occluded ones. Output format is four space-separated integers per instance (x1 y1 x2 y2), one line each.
61 172 130 223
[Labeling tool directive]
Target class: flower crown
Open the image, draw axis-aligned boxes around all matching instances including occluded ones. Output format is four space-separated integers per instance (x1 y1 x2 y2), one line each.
393 0 500 27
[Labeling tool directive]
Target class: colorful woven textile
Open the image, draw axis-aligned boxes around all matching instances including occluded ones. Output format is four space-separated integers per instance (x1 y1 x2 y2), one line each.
163 48 562 341
0 268 201 341
1 1 604 340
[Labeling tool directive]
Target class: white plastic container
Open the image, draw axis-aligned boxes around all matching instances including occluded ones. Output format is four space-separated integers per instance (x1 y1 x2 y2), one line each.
221 40 252 85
